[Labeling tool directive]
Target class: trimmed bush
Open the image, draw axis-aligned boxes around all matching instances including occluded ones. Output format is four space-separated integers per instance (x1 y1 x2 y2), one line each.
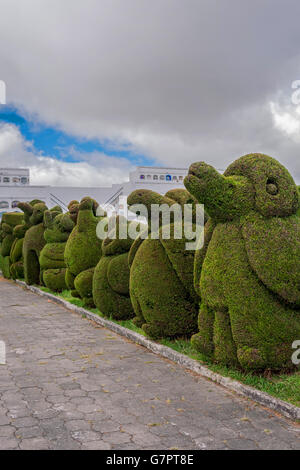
127 189 201 339
93 216 139 320
64 197 106 306
9 200 45 280
185 153 300 371
0 212 24 279
23 203 62 285
39 212 74 291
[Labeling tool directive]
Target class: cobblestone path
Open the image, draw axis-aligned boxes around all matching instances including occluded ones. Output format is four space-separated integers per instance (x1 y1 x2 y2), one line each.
0 278 299 450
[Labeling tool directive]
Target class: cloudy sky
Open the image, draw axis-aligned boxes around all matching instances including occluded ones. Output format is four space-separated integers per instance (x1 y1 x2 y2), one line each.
0 0 300 186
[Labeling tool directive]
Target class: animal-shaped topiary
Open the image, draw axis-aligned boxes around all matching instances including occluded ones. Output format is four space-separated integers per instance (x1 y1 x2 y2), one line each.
0 212 24 278
23 203 62 285
127 188 203 339
9 200 44 280
39 211 75 291
185 153 300 371
93 215 141 320
64 197 106 307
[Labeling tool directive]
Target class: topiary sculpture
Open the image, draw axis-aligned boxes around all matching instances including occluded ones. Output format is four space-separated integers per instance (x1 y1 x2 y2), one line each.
64 197 106 307
39 211 75 291
9 200 44 280
127 188 202 339
23 202 62 285
185 153 300 371
93 215 140 320
0 212 24 279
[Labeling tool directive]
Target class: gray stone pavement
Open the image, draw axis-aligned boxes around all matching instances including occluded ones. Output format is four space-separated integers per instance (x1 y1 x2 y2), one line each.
0 278 299 450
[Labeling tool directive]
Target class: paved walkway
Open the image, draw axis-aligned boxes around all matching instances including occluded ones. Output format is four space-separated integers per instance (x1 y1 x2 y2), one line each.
0 278 299 450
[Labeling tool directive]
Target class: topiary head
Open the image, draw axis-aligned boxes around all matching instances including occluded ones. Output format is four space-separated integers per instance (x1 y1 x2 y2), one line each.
30 203 48 225
44 212 75 243
68 200 80 224
80 197 99 215
185 153 299 222
127 189 180 229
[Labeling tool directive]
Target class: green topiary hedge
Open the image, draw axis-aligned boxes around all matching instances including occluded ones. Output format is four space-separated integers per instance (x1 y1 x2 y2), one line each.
185 153 300 371
127 189 201 340
3 156 299 375
0 212 24 279
64 197 106 307
39 211 75 291
23 203 62 285
93 216 140 320
9 200 44 280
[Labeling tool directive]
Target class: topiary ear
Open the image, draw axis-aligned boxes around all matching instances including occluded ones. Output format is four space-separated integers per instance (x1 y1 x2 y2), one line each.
242 212 300 307
18 202 33 216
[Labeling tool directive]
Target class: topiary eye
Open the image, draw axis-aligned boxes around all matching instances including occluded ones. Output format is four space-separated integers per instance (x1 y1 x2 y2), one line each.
266 178 279 195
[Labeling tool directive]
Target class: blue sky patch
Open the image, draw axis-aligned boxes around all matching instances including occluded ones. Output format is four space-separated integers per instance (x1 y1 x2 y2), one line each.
0 105 153 166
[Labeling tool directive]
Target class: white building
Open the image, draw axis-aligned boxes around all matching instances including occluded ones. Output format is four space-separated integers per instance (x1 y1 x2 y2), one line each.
0 166 188 218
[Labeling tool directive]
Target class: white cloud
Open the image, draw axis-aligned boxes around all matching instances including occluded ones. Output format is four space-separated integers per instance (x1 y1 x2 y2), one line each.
270 101 300 140
0 123 133 186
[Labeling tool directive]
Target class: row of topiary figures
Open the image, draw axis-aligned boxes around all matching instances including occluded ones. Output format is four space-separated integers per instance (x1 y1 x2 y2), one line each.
1 153 300 372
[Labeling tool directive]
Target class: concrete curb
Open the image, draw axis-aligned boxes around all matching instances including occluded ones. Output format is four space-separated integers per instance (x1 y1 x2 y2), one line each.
14 279 300 422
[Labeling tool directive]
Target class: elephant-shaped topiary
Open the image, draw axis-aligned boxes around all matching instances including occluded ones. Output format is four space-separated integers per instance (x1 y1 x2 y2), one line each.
93 215 141 320
23 202 62 285
0 212 24 279
64 197 106 307
185 153 300 371
127 188 203 339
39 211 75 291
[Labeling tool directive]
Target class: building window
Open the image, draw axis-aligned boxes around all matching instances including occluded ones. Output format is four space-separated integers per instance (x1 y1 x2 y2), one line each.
140 174 145 180
12 201 20 209
13 177 20 183
159 175 165 181
166 175 172 181
0 201 9 209
173 176 178 181
153 175 158 181
179 176 184 181
3 177 10 183
21 177 28 184
147 175 152 180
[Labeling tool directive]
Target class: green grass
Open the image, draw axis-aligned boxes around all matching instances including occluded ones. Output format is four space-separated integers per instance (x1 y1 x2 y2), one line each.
38 285 300 409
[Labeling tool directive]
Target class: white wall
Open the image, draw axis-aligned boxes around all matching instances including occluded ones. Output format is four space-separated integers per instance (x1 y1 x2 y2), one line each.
0 166 189 218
